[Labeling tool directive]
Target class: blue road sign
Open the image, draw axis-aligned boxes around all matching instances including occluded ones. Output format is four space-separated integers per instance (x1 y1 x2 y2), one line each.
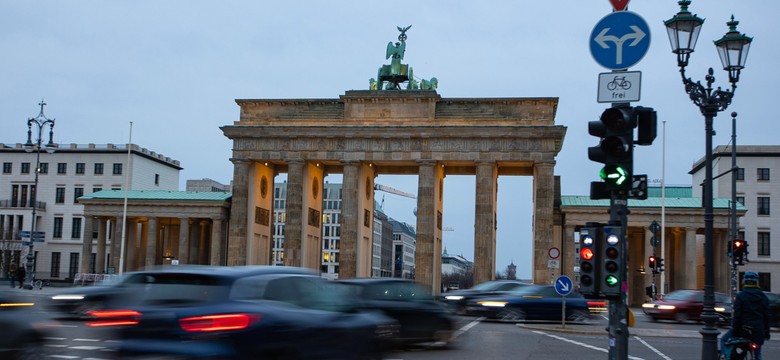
555 275 574 296
590 11 651 70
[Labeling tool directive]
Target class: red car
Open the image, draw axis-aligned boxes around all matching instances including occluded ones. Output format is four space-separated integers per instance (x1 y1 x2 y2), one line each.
642 289 732 323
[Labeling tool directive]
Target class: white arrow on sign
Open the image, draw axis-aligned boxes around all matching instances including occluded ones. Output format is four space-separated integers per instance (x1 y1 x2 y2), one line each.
557 278 571 293
594 25 646 66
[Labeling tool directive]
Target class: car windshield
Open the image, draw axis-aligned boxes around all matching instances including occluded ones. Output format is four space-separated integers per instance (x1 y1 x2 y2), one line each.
118 273 230 306
471 281 512 291
360 282 433 302
663 291 696 301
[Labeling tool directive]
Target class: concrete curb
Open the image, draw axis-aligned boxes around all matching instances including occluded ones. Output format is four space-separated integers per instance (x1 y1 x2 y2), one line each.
518 323 703 338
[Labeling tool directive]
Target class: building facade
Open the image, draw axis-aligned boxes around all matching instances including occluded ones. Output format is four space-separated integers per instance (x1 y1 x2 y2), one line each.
0 142 180 281
692 145 780 291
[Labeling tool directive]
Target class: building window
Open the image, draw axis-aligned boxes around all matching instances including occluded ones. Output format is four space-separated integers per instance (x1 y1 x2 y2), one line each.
50 252 61 278
71 217 82 239
758 232 770 256
55 187 65 204
75 163 85 174
53 217 63 238
736 196 745 206
112 163 123 175
757 197 770 215
735 167 744 181
93 187 102 194
57 163 67 174
2 162 11 174
21 162 30 174
757 168 770 181
68 253 80 280
155 174 160 185
74 187 84 203
94 163 104 175
39 163 48 174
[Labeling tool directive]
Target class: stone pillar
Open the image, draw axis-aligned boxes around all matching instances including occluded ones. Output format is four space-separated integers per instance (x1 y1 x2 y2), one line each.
126 218 137 272
247 163 275 265
532 162 555 284
111 217 124 273
210 219 223 265
198 220 209 264
80 215 94 274
145 217 157 269
300 162 324 271
644 226 656 300
284 159 305 267
415 160 444 295
96 218 107 273
473 161 497 285
178 217 190 265
685 227 698 289
339 161 360 278
227 159 250 266
563 225 576 279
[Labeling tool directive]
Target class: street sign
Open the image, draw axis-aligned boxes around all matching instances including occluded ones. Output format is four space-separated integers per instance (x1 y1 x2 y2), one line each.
590 11 650 70
609 0 630 11
547 260 560 269
597 71 641 103
548 247 561 259
555 275 574 296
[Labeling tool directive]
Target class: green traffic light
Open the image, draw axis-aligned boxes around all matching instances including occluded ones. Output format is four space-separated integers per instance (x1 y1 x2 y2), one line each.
605 275 619 286
600 164 628 185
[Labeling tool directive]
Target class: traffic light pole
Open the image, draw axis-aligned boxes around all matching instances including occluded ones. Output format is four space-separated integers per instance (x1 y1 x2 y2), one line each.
607 194 629 360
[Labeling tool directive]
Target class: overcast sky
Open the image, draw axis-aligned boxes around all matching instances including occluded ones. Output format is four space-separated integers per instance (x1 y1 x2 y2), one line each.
2 1 777 279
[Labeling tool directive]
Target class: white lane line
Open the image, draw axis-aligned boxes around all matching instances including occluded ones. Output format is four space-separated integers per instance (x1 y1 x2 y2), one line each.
634 335 673 360
532 330 646 360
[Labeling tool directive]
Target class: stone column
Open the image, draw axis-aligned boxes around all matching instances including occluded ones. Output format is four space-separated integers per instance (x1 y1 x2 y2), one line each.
339 161 360 278
126 218 138 272
685 227 698 289
473 161 497 285
145 217 157 269
198 220 209 264
111 217 124 273
80 215 94 274
227 159 250 266
532 162 555 284
210 219 223 265
415 160 443 294
95 218 107 273
178 217 190 265
284 159 305 267
644 226 656 299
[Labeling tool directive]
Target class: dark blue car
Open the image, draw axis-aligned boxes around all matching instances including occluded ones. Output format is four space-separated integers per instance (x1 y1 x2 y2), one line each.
465 284 605 322
88 266 398 359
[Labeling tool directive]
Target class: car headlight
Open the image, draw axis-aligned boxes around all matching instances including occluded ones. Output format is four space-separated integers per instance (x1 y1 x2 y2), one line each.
715 307 726 312
444 295 464 300
52 294 86 300
641 303 655 309
476 301 507 307
657 305 676 310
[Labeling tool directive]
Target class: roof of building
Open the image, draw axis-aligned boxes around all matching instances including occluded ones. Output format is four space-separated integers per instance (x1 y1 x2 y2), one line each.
79 190 231 201
561 186 746 210
389 218 416 236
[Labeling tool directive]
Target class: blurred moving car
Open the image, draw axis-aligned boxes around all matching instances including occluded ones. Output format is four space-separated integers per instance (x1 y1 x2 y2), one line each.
47 273 136 318
340 278 456 347
88 266 398 359
465 285 603 322
0 292 57 359
439 280 530 315
765 291 780 327
641 289 732 323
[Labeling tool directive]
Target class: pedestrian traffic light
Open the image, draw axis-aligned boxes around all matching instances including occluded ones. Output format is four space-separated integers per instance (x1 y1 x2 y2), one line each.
588 106 636 198
601 225 624 298
648 255 657 272
578 223 602 298
634 106 657 146
657 258 664 273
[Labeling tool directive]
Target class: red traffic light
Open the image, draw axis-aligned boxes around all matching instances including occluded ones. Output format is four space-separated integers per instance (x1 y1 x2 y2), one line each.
734 240 745 249
580 248 594 260
648 255 657 268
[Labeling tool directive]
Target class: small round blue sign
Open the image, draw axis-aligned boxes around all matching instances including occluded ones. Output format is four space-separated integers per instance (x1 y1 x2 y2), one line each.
590 11 651 70
555 275 574 296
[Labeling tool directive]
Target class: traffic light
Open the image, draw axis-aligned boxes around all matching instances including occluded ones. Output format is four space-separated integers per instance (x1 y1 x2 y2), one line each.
648 255 657 272
635 106 657 146
578 223 602 298
733 239 748 265
657 258 665 273
588 106 636 198
601 225 624 298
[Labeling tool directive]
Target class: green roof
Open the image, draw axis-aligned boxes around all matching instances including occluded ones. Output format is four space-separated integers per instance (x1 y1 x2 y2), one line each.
79 190 231 201
561 196 746 210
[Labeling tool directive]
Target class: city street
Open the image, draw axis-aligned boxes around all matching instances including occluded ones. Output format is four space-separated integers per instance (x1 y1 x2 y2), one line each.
7 286 778 360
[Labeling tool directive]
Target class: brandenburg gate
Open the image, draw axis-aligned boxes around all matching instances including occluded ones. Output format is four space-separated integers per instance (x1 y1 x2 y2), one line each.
220 27 566 293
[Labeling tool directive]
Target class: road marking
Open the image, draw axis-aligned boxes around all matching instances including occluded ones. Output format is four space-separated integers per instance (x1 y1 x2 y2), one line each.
532 330 646 360
634 335 673 360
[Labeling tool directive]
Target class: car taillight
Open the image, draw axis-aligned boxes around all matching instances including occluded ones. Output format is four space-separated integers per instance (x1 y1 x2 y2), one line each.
179 314 260 332
86 309 142 327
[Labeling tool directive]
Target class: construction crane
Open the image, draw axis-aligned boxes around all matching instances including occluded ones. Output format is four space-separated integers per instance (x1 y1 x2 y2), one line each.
374 183 416 210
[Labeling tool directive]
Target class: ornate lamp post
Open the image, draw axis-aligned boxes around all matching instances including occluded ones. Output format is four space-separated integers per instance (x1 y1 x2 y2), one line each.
23 100 56 289
664 1 752 358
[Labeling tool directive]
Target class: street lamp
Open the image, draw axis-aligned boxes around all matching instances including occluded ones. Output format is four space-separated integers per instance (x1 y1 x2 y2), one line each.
23 100 56 289
664 1 752 359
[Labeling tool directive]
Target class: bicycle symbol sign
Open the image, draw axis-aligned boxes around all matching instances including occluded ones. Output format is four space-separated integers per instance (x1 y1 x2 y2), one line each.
597 71 641 103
